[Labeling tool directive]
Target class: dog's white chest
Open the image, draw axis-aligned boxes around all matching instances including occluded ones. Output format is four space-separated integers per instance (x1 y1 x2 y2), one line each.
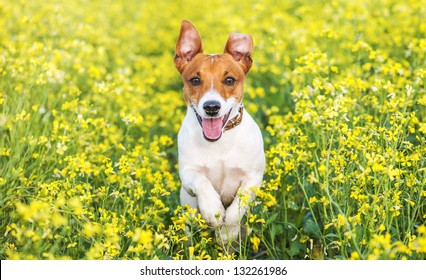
178 107 265 207
195 158 247 208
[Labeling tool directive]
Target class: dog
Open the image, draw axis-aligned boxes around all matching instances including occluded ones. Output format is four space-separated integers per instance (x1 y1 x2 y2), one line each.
174 20 265 246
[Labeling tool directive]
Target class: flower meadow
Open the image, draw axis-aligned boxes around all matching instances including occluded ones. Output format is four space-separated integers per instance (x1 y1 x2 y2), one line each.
1 0 426 260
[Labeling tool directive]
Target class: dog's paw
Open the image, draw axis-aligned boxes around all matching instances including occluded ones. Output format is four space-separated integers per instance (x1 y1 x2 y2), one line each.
198 195 225 228
216 224 239 246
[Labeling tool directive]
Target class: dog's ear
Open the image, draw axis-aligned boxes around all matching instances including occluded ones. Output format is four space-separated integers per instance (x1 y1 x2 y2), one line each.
224 33 253 73
174 20 203 73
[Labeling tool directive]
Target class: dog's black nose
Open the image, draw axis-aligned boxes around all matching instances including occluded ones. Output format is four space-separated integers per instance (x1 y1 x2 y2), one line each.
203 101 221 116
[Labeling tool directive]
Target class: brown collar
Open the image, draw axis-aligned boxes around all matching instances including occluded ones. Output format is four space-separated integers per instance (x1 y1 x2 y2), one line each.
224 105 243 131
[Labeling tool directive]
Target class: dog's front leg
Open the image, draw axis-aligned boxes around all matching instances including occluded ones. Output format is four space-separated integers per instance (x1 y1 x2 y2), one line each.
180 168 225 228
218 175 263 245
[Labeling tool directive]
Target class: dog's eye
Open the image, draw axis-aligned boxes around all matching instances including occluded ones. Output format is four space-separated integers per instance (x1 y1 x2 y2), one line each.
224 77 236 86
189 77 201 86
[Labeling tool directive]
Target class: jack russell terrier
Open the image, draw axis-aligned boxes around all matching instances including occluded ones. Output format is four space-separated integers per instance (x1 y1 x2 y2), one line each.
174 20 265 245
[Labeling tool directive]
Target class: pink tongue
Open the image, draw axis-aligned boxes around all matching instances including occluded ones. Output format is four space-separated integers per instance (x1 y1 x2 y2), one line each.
201 117 223 140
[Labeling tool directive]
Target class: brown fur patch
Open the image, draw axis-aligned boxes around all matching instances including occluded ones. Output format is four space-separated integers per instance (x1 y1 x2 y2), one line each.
180 54 246 106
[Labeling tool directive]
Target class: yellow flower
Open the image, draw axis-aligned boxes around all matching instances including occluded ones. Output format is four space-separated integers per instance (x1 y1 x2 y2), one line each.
418 225 426 234
56 142 68 155
217 252 236 260
52 213 67 227
1 148 10 157
318 164 327 175
67 242 77 248
350 252 360 260
414 225 426 253
188 246 195 259
372 162 385 172
68 197 83 215
133 228 153 246
309 196 318 204
336 214 346 228
249 214 257 223
250 236 261 251
82 223 102 238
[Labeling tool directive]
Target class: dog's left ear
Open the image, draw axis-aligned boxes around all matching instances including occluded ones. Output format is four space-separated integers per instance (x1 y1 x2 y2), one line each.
224 33 254 73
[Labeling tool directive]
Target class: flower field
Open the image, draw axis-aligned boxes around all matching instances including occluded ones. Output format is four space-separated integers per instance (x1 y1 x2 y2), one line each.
1 0 426 260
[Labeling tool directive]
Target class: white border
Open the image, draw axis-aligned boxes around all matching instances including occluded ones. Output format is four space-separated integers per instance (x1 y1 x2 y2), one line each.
1 260 424 280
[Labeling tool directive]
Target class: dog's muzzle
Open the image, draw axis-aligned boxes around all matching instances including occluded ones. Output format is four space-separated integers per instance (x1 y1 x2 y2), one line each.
193 103 243 142
193 107 231 142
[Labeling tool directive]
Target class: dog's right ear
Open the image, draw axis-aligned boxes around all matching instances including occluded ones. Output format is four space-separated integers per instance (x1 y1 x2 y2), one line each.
174 20 203 73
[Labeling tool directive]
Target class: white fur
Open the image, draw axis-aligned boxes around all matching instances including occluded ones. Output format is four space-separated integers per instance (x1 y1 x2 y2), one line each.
178 101 265 244
196 90 235 119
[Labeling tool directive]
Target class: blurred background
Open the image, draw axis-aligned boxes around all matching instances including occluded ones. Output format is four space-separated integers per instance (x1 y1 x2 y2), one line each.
1 0 425 260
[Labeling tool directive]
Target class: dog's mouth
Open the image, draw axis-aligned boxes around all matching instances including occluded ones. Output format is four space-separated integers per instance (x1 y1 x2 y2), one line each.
194 108 232 142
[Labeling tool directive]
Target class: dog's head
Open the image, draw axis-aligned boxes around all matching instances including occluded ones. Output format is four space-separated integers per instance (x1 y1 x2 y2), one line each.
174 20 253 142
